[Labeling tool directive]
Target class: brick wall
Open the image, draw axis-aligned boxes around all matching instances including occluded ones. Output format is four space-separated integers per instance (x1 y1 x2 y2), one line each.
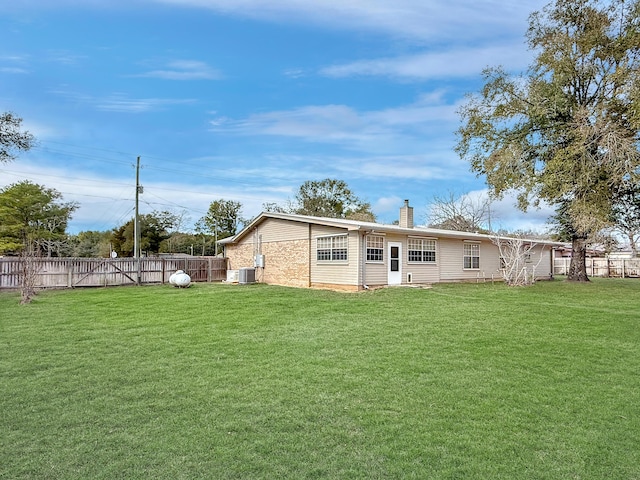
261 239 310 288
225 244 254 271
225 239 311 288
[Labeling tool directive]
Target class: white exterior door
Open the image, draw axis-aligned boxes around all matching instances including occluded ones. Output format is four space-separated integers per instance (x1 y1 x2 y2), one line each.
388 242 402 285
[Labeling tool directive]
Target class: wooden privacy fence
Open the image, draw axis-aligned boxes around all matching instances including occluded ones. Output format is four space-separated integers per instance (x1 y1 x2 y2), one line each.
553 257 640 278
0 257 227 289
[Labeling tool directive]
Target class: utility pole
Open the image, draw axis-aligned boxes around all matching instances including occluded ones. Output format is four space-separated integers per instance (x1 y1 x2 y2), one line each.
134 156 142 285
214 219 218 256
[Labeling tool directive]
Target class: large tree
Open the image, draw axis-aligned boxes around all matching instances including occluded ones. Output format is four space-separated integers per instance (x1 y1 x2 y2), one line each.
69 230 113 258
1 112 35 164
0 180 77 255
111 210 177 257
611 182 640 255
197 199 243 252
268 178 376 221
456 0 640 282
427 191 493 233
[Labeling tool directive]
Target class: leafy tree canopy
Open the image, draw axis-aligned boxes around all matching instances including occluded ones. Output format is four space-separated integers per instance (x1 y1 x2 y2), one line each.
111 210 177 257
0 180 77 255
611 181 640 254
265 179 376 222
456 0 640 281
0 112 35 163
197 199 243 239
68 230 113 258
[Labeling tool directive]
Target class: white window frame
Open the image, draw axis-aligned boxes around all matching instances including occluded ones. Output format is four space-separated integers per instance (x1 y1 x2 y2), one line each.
407 238 437 263
463 242 480 270
317 235 348 263
366 235 384 263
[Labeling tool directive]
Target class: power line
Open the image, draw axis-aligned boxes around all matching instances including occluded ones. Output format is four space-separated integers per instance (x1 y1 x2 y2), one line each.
32 139 304 186
0 168 132 189
5 140 304 232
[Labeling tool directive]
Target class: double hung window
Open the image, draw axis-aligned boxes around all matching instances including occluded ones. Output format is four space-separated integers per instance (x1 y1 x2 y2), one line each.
408 238 436 263
463 243 480 269
366 235 384 262
317 235 348 262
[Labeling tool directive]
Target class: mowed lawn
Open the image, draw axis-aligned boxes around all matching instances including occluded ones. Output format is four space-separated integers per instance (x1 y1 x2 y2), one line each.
1 279 639 479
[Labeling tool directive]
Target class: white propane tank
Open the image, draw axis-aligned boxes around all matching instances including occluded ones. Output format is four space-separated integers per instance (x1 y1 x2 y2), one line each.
174 272 191 288
169 270 185 286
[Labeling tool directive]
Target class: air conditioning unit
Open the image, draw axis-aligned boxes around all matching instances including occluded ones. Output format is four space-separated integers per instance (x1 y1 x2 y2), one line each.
238 267 256 284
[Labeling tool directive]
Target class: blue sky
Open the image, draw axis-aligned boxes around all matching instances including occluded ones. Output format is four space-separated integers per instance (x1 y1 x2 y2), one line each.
1 0 554 234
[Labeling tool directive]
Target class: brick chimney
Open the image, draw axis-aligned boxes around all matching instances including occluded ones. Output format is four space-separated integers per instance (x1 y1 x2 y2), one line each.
399 199 414 228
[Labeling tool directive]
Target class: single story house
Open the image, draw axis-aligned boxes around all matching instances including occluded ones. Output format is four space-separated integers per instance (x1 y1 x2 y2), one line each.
220 200 562 291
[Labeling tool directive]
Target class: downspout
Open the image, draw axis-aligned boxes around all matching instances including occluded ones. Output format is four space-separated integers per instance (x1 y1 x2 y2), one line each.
308 223 312 288
362 229 369 290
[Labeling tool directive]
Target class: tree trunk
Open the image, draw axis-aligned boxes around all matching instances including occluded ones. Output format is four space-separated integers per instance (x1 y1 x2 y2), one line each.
568 235 590 282
628 234 637 257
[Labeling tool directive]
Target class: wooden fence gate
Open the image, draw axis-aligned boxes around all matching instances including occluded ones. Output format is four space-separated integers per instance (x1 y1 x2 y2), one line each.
0 257 227 289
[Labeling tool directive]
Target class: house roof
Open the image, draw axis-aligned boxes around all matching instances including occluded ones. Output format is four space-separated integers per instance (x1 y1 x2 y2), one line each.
220 212 564 247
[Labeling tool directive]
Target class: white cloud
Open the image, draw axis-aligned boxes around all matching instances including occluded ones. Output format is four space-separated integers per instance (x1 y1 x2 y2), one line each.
330 154 467 181
50 89 196 113
8 0 549 47
97 95 196 113
135 60 222 80
153 0 545 44
0 54 31 74
417 188 556 233
320 44 532 80
1 67 29 74
210 94 461 152
20 119 59 140
465 189 556 233
0 160 288 233
283 68 307 79
374 195 403 213
46 51 88 66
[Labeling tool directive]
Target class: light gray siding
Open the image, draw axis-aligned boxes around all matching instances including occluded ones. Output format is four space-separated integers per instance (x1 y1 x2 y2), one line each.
404 235 440 284
361 235 402 286
362 234 441 286
438 239 553 282
529 245 554 278
310 225 360 287
250 217 310 245
363 261 387 286
438 238 502 281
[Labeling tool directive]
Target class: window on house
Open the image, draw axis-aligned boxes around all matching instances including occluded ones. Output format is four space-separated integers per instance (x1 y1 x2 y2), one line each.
317 235 348 262
366 235 384 262
463 243 480 269
408 238 437 263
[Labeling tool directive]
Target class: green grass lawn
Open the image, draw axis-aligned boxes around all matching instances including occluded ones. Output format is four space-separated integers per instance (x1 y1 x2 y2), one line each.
1 279 639 479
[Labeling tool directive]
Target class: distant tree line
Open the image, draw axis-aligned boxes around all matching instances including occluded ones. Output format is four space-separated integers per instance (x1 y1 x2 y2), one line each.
0 173 378 259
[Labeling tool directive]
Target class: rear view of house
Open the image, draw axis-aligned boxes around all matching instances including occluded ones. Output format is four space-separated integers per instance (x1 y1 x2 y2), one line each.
220 201 558 291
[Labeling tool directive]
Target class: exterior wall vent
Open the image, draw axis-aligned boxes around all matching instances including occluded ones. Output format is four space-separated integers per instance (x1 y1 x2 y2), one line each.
239 267 256 284
407 272 413 283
